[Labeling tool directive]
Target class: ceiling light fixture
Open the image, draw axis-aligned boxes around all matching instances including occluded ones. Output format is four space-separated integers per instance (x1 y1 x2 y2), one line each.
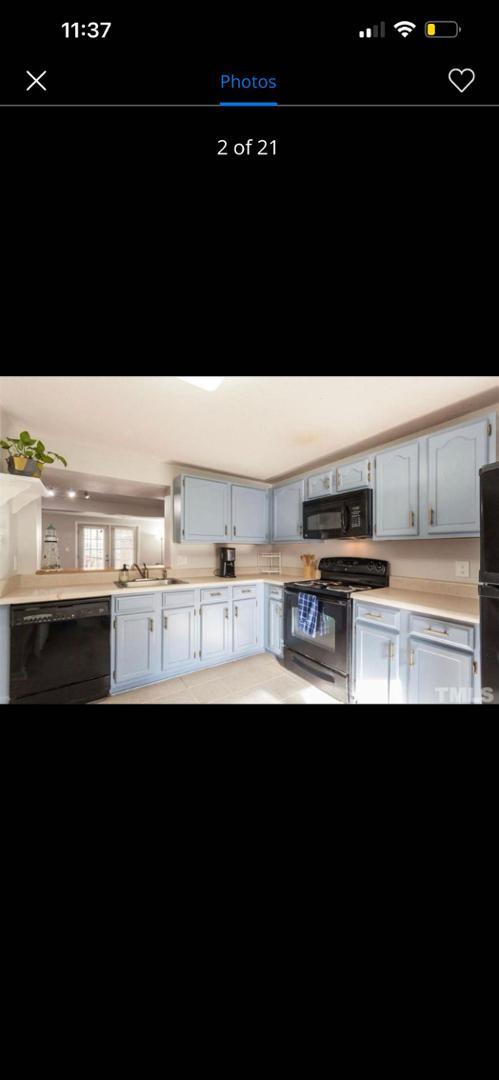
46 488 55 497
67 490 77 499
177 376 225 392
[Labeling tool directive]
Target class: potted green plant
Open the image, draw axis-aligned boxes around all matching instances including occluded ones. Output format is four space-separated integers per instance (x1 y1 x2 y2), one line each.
0 431 68 478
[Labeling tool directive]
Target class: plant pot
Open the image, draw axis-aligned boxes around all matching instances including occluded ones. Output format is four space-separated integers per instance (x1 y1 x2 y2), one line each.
7 455 43 478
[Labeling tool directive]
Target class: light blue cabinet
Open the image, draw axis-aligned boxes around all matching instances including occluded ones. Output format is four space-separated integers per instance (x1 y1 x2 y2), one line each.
425 418 489 535
162 606 196 673
336 458 372 492
232 484 268 543
115 611 160 685
272 480 305 542
267 596 284 657
354 621 400 704
408 638 474 704
234 597 258 655
375 440 419 537
306 471 334 500
200 602 231 663
176 475 230 543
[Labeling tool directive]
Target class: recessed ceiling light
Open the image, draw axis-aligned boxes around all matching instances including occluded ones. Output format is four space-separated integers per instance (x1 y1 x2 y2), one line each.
67 490 77 499
177 376 225 392
83 492 91 500
46 488 55 497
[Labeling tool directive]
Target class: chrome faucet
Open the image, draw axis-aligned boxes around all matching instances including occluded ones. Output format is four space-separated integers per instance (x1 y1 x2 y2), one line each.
131 563 148 579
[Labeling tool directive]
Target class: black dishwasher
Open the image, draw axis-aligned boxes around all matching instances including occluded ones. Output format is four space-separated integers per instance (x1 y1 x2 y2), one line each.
10 598 111 704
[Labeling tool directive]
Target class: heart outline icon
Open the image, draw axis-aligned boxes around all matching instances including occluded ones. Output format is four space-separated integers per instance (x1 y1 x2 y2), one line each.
448 68 476 93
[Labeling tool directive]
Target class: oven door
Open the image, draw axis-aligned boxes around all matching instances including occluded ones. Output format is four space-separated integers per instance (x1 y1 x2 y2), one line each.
284 588 349 673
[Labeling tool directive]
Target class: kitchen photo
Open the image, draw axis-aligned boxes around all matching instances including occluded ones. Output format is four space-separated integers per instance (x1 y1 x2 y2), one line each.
0 374 498 707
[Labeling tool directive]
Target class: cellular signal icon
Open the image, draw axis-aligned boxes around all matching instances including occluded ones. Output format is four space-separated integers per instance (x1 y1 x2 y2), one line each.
358 22 386 39
394 21 417 37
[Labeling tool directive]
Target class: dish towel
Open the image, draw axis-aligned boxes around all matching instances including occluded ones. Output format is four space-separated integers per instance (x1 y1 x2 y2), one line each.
298 592 327 637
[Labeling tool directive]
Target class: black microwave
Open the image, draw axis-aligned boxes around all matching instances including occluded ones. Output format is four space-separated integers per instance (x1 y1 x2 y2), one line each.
303 488 373 540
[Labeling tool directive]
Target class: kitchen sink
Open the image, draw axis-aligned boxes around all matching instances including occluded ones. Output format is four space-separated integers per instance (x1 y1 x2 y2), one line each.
116 578 188 588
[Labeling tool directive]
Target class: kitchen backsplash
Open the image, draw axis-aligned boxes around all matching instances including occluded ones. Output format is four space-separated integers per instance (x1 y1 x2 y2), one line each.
271 537 481 583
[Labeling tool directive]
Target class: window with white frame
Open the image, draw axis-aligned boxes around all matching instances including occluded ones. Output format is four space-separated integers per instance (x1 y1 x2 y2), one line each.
77 523 137 569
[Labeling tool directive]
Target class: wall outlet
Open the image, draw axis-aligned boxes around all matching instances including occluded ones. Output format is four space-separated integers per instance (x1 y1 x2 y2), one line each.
455 561 470 578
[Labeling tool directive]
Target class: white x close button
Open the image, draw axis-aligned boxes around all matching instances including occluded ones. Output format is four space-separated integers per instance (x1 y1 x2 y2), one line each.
26 70 47 92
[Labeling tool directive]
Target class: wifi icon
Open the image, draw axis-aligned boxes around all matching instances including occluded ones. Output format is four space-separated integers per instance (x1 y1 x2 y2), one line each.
394 20 417 37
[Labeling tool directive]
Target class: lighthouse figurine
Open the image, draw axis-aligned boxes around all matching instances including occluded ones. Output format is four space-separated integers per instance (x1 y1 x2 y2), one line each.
42 523 61 571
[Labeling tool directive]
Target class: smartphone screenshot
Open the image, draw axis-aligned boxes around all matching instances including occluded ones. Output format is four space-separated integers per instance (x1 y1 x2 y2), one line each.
1 9 496 164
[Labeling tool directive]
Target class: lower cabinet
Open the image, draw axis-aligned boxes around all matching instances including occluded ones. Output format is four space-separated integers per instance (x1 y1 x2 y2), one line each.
354 622 400 705
233 597 258 655
162 606 196 673
200 601 231 663
353 599 478 705
267 595 284 656
408 638 474 705
114 611 160 685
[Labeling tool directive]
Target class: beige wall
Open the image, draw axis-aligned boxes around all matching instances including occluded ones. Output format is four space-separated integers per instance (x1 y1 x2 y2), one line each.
272 537 481 583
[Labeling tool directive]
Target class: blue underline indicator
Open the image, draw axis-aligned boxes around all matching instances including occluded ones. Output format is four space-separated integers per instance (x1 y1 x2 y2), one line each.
219 101 279 107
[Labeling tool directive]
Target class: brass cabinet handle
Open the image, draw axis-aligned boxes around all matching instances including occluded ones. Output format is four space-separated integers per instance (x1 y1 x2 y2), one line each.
235 606 239 618
224 608 229 619
364 611 383 619
408 649 415 667
225 525 228 535
428 507 434 526
409 511 415 528
149 618 154 632
241 589 252 594
164 616 168 630
210 592 222 597
234 526 237 536
424 625 449 636
389 642 396 660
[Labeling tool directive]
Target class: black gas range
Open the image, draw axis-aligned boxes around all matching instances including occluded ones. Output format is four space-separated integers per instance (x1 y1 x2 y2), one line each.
283 557 390 703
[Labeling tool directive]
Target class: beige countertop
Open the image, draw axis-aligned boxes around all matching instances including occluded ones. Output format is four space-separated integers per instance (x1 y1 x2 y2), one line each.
351 587 480 625
0 573 297 607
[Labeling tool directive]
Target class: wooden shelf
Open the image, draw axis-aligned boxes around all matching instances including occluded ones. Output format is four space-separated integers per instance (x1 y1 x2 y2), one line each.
0 474 47 513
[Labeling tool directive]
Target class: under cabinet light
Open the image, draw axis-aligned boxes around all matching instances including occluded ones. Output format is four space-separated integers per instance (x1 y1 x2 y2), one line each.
67 490 77 498
177 376 225 392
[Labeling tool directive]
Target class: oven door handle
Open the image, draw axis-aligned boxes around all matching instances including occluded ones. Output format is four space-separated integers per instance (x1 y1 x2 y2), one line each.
341 505 349 534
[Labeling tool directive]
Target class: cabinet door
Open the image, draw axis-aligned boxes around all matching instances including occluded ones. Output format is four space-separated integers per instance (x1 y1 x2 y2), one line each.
307 471 334 500
115 613 158 684
234 598 259 654
232 485 268 543
162 607 196 673
183 476 230 542
336 458 371 492
268 597 283 656
354 623 400 704
200 602 231 663
375 441 419 537
408 639 474 704
426 419 488 535
272 480 305 541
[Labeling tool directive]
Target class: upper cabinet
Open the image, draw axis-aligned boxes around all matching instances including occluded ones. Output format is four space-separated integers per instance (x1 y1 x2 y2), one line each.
375 441 419 538
336 457 372 492
306 470 335 500
176 475 230 543
373 414 495 541
174 474 268 544
272 479 305 542
232 484 269 543
425 418 489 535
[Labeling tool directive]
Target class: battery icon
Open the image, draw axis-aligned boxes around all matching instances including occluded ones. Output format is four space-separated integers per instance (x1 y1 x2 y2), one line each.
425 21 461 38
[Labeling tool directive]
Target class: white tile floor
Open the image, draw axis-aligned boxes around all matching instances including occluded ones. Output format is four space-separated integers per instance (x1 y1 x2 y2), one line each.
92 652 340 705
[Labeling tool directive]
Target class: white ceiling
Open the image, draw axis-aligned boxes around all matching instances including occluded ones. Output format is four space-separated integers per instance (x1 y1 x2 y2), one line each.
1 376 498 482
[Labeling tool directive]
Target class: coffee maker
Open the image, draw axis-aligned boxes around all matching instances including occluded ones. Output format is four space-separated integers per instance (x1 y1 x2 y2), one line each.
218 547 236 578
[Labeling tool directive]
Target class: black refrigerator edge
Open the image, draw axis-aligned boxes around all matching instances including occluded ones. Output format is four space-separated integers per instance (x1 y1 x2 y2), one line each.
479 462 499 705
